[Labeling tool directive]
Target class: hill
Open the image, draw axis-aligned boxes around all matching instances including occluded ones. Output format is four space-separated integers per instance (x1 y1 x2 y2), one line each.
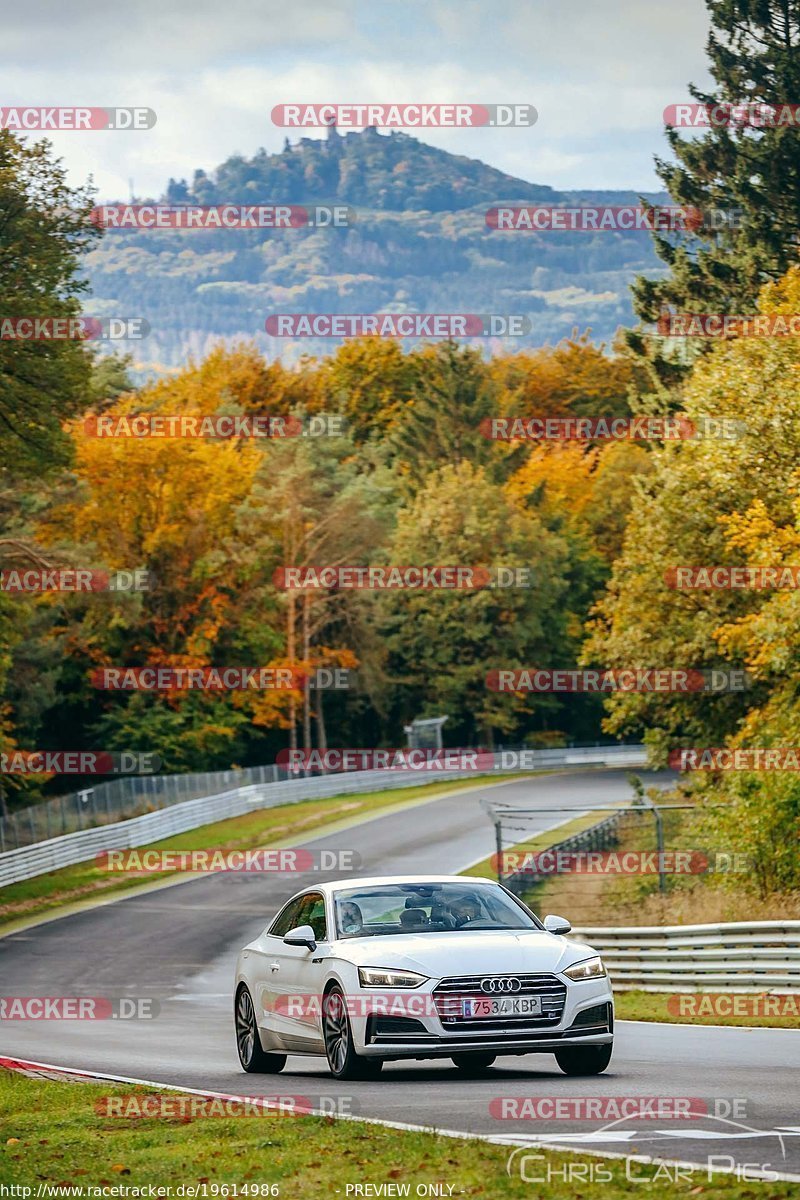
85 128 667 373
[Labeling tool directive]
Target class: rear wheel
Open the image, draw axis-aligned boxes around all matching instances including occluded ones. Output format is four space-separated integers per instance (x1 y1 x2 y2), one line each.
451 1052 496 1074
323 986 383 1080
235 986 287 1074
554 1043 612 1076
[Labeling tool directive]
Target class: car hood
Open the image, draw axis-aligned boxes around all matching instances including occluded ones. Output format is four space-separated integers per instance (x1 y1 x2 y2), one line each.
334 929 597 977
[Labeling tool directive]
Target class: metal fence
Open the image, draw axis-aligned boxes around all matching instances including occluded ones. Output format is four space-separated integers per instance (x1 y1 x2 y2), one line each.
0 763 286 853
0 743 647 886
571 921 800 991
500 810 629 894
0 742 647 853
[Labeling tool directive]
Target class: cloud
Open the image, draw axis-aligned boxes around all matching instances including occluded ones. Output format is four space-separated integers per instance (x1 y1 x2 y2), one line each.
4 0 712 196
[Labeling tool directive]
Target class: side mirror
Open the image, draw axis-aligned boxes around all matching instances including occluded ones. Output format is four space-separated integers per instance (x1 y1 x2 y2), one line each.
284 924 317 952
543 914 572 935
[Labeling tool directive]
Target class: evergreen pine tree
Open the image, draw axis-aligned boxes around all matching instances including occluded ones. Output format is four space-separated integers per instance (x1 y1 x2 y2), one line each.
629 0 800 379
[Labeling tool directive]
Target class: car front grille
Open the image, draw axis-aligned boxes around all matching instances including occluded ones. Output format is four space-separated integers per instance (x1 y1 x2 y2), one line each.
433 972 567 1032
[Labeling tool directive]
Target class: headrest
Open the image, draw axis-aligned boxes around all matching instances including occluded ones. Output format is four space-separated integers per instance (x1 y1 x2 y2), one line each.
399 908 428 926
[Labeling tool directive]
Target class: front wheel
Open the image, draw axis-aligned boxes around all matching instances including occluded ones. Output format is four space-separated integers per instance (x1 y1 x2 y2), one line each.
554 1043 612 1076
451 1052 496 1074
235 986 287 1074
323 987 383 1080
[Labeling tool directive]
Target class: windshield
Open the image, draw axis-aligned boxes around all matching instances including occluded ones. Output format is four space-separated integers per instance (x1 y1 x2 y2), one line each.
332 882 539 938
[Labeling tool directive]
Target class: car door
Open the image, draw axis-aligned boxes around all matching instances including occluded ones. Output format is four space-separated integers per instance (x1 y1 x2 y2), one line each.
256 891 330 1052
273 892 330 1052
253 894 307 1049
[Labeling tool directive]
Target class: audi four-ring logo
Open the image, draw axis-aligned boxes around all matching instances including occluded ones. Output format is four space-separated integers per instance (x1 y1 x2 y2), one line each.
480 976 522 994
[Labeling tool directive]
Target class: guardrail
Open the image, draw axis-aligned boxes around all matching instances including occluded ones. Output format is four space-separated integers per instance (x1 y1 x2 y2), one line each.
0 744 646 888
571 921 800 992
0 742 647 853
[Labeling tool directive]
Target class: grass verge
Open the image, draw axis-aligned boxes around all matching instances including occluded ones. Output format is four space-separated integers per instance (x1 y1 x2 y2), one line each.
1 1070 795 1197
614 989 799 1029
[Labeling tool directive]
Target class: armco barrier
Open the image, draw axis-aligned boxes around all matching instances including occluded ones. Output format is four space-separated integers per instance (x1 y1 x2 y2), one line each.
571 921 800 992
0 744 646 888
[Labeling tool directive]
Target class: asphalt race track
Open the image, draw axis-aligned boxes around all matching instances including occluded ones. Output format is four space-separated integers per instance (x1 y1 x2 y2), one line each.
1 769 798 1178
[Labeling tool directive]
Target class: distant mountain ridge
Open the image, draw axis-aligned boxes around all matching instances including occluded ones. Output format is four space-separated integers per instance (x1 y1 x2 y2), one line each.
86 128 667 374
163 126 564 213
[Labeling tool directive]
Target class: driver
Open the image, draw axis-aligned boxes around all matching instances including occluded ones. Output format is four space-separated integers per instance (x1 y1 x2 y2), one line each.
451 895 482 927
337 900 363 936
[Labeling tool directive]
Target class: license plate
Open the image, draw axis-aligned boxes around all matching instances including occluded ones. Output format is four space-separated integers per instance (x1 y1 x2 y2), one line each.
462 996 542 1018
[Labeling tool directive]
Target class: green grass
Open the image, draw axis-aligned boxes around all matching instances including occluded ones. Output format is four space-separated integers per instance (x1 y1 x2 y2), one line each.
615 989 800 1029
0 775 528 934
1 1070 794 1197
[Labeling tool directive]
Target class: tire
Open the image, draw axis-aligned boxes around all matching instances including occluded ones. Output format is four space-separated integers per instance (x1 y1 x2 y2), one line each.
323 986 383 1080
554 1043 612 1076
451 1052 496 1074
235 986 287 1074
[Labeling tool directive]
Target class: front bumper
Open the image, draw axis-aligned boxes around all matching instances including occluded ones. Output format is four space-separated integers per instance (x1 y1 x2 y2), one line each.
350 973 613 1060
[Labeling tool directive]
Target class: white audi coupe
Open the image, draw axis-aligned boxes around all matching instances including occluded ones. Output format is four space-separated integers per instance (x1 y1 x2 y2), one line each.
234 875 613 1079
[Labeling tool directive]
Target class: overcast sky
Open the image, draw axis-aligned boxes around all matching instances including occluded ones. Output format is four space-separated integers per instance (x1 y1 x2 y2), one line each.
4 0 712 200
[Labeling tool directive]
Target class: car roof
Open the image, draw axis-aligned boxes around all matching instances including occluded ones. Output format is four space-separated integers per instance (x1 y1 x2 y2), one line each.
320 875 499 893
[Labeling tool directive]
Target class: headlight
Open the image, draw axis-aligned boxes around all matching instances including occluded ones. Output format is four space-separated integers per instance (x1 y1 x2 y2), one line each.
563 956 606 981
358 967 428 988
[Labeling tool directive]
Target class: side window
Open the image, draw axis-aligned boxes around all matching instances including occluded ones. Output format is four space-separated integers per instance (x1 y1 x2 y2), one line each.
268 896 305 938
302 893 328 942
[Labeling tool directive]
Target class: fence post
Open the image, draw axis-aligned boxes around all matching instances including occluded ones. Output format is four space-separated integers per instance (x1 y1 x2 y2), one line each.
495 818 503 884
643 798 666 894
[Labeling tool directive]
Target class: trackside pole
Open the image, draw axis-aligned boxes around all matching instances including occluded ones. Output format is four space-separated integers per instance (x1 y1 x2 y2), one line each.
495 818 503 884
